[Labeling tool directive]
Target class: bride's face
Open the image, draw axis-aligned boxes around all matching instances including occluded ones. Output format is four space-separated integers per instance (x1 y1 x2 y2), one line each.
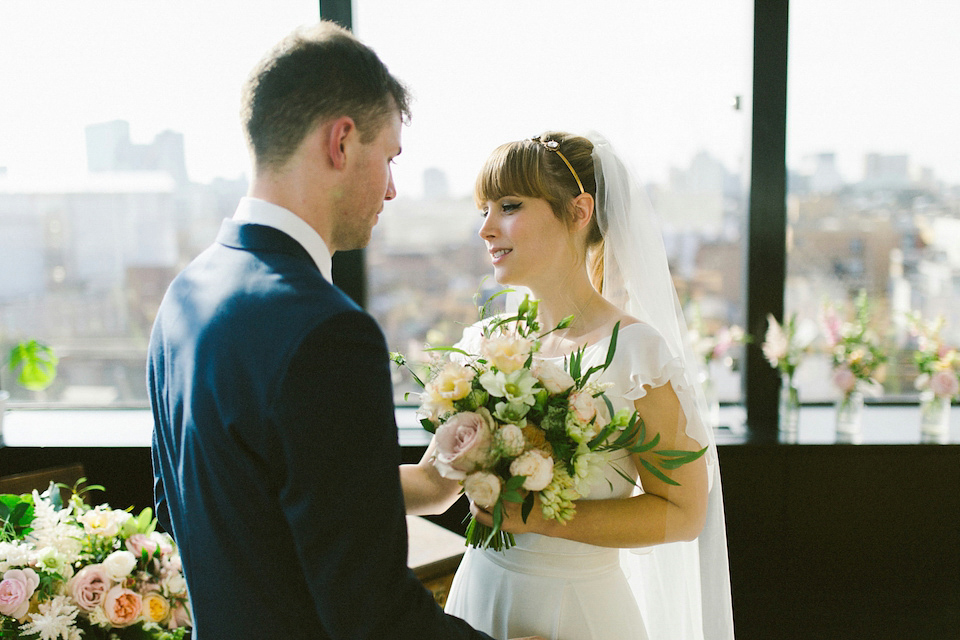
479 195 578 289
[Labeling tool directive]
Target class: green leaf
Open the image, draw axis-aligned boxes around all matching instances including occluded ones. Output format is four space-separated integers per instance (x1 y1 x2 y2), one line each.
420 418 436 434
638 458 681 486
627 431 661 454
8 339 58 391
521 491 535 523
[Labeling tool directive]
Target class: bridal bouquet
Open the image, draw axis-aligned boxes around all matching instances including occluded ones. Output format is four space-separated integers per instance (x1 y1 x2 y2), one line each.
820 291 887 397
0 482 191 639
394 294 706 551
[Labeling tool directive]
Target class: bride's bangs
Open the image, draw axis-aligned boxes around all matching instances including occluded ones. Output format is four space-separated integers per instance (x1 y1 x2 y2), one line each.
474 141 550 208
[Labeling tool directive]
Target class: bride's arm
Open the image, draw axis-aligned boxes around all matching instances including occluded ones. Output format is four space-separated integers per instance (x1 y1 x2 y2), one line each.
474 381 709 548
400 435 464 515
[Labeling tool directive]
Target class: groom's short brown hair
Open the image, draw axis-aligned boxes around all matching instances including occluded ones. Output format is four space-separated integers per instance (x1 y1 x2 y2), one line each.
241 21 410 171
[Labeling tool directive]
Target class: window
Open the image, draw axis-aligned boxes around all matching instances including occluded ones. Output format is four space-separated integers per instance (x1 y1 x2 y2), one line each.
354 0 753 404
0 1 320 404
786 0 960 401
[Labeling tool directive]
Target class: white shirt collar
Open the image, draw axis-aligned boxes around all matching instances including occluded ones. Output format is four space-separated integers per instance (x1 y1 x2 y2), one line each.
232 197 333 282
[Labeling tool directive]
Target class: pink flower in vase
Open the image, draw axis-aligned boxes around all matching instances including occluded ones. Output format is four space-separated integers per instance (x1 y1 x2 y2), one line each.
832 366 858 394
929 370 959 399
103 585 142 627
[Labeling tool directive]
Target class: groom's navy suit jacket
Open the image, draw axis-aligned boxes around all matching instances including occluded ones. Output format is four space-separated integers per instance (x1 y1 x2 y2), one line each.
149 220 489 639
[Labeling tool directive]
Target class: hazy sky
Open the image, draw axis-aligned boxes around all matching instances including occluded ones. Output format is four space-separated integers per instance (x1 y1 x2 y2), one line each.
1 0 956 196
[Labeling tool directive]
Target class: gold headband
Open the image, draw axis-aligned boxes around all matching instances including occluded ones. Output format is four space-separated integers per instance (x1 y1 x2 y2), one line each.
534 137 585 195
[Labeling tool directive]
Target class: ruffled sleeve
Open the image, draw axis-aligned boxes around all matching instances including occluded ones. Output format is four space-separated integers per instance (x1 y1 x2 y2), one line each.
602 322 710 453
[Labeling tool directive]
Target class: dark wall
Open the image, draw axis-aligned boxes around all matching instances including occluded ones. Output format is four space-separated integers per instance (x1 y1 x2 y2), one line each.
5 442 958 639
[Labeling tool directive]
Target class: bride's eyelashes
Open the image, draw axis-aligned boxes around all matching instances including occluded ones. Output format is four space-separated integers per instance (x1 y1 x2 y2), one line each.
480 200 523 218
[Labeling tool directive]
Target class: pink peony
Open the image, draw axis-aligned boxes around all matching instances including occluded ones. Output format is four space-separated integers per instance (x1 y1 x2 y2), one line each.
433 408 496 480
68 564 110 611
103 585 142 627
929 370 960 399
832 366 858 393
0 568 39 619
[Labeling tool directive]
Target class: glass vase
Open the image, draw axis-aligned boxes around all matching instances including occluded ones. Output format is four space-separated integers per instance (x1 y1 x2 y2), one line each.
919 391 951 441
778 375 800 438
700 369 721 430
0 389 7 442
835 389 864 441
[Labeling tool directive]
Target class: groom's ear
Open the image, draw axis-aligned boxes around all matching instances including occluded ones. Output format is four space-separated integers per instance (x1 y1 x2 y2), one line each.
326 116 356 170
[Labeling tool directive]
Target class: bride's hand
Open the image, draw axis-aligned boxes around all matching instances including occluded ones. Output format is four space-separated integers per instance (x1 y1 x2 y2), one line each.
470 494 550 536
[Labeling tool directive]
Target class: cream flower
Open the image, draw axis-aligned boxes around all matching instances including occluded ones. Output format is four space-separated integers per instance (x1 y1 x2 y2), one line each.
429 362 475 402
479 369 538 406
102 550 137 582
482 335 533 374
495 423 526 457
463 472 502 509
509 449 555 492
531 359 575 394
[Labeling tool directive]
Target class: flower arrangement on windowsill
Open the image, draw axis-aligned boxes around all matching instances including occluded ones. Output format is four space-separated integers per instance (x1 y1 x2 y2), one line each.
762 313 813 434
687 307 750 429
907 312 958 438
820 291 887 437
0 481 192 639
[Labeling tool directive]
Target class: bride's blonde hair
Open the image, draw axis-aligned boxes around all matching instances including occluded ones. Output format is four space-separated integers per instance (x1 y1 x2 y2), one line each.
474 132 606 292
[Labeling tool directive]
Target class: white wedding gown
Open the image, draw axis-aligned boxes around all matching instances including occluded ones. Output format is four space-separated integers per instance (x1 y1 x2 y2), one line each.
445 321 724 640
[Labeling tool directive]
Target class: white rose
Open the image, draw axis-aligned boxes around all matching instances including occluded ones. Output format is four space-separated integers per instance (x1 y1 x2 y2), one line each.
162 572 187 597
531 359 575 394
463 472 502 509
102 550 137 582
495 424 526 458
509 450 555 492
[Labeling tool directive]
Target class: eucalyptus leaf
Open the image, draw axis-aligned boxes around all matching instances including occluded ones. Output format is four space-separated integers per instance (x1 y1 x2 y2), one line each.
639 458 681 486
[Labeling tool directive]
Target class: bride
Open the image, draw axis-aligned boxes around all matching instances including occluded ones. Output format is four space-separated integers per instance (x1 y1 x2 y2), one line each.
401 132 735 640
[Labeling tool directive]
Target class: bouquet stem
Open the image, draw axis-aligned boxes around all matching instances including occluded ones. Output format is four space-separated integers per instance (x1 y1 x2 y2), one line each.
464 516 515 552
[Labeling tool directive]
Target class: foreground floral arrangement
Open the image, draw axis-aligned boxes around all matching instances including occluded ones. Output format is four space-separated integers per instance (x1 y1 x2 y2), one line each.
0 482 191 639
394 294 706 551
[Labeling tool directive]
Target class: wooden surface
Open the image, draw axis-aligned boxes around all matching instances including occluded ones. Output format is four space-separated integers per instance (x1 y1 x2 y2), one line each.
407 515 465 607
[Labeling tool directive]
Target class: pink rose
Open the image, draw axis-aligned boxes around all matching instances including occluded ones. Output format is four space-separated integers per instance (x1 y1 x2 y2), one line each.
0 568 39 619
167 602 192 630
126 533 160 558
68 564 110 611
568 390 597 423
103 585 142 627
930 370 959 399
832 366 858 393
433 408 495 480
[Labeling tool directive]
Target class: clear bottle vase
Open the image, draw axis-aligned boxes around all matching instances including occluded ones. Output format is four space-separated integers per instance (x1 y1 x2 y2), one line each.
778 375 800 437
700 369 720 430
835 389 865 440
919 390 951 440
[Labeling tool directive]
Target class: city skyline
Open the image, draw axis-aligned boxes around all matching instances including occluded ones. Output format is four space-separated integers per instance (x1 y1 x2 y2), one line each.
1 1 957 196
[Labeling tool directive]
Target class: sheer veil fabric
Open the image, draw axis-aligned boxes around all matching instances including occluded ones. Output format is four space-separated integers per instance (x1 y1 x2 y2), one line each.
590 132 735 639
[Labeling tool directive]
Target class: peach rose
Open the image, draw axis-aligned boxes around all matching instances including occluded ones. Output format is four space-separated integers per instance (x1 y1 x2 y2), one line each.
103 585 142 627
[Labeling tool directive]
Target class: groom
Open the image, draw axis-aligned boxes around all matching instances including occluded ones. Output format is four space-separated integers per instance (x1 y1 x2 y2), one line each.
149 22 535 640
